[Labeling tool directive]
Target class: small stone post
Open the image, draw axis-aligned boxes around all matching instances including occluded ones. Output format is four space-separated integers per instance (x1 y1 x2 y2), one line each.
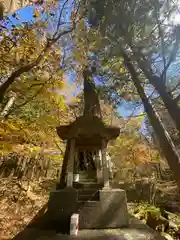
95 150 102 183
101 139 110 188
74 150 78 173
67 138 75 187
107 154 113 180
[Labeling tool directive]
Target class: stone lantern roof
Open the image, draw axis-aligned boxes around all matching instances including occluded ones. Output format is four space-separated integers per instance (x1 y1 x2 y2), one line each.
57 115 120 141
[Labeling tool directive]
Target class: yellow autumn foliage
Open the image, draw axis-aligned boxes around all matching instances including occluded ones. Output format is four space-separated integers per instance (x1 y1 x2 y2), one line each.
109 118 161 173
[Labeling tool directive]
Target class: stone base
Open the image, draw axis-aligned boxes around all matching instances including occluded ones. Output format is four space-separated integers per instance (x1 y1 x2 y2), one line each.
79 188 129 229
47 188 77 233
29 187 128 233
99 188 129 228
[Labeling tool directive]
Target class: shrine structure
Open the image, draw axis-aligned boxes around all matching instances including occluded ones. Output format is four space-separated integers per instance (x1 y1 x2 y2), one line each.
47 66 129 233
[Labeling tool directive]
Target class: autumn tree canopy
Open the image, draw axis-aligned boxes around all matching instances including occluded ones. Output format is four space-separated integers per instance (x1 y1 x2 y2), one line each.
0 0 180 188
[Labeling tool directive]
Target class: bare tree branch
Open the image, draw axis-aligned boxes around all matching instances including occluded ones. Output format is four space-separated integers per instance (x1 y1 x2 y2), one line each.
168 80 180 94
161 26 180 78
54 0 69 36
0 26 74 103
174 94 180 103
54 139 64 156
154 3 166 83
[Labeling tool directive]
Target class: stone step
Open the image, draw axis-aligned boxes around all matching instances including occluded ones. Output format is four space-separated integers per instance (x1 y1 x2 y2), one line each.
77 189 130 230
79 177 97 181
73 182 103 189
78 188 99 193
79 174 96 178
12 224 167 240
77 189 100 201
79 171 96 176
78 194 98 201
77 227 167 240
79 178 97 182
77 201 102 229
77 200 101 207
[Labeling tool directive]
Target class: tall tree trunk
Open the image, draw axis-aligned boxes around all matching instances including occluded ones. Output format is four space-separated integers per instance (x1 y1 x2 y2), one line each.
117 25 180 132
122 50 180 190
131 49 180 133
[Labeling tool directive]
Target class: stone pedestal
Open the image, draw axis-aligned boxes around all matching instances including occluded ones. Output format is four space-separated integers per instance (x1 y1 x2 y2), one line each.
48 188 77 233
99 188 129 228
79 188 129 229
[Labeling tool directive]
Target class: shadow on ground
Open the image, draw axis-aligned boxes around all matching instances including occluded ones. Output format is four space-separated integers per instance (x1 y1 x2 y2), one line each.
12 202 69 240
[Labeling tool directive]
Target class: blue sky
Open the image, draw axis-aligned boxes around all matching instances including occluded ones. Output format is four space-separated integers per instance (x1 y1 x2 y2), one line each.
8 6 35 25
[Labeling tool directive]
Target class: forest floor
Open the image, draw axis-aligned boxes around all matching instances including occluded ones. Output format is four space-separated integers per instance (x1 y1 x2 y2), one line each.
0 177 53 239
0 177 180 239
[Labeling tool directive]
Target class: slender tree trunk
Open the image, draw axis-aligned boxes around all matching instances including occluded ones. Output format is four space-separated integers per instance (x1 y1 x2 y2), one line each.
0 91 16 117
0 58 42 103
122 50 180 190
